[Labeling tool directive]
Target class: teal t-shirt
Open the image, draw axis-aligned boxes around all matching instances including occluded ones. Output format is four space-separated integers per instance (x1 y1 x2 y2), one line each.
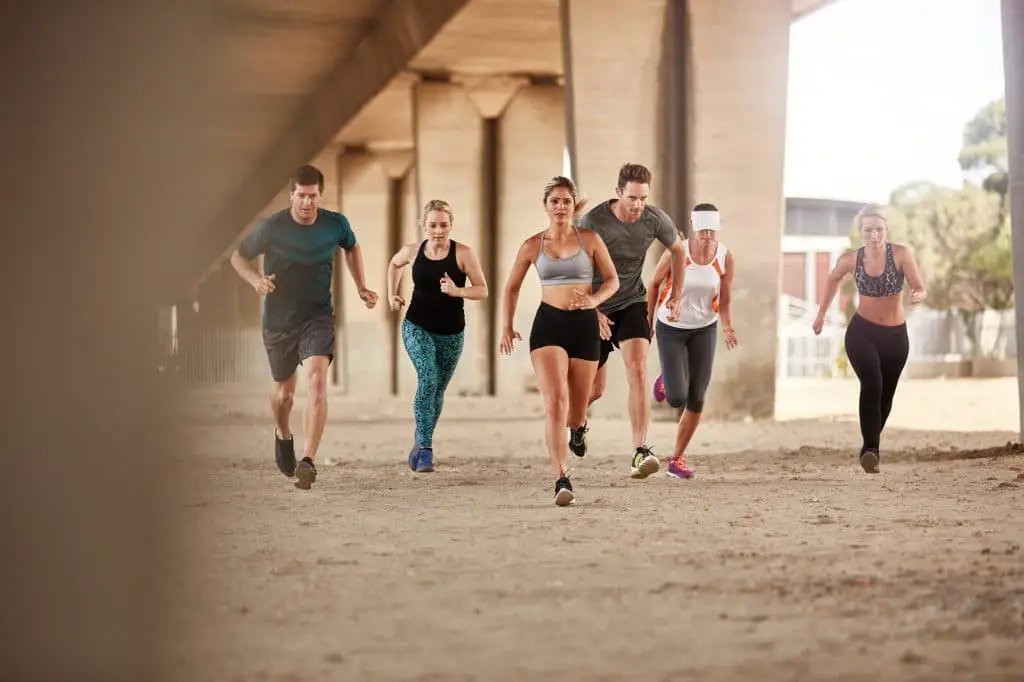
238 208 357 332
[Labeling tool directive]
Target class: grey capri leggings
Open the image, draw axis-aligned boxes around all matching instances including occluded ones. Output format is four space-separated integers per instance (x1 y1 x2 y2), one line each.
655 319 718 413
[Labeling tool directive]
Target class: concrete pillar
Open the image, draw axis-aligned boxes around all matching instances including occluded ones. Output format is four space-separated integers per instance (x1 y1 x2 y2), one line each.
337 149 392 395
2 2 215 679
495 84 566 395
562 0 672 414
369 145 416 397
562 0 669 200
1002 0 1024 438
396 165 422 397
455 74 530 396
413 80 487 395
563 0 789 419
688 0 790 419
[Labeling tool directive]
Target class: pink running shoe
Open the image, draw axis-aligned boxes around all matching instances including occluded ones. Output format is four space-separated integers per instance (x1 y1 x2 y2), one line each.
666 456 693 479
653 374 666 403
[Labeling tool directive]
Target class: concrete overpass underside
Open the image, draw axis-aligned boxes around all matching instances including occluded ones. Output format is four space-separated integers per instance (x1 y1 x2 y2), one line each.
176 0 841 420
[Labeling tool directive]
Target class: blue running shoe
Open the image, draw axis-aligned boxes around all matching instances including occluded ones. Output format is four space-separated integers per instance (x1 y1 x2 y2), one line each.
415 447 434 473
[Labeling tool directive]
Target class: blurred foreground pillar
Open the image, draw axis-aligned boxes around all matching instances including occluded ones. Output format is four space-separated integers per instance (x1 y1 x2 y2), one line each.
1004 0 1024 438
0 2 215 680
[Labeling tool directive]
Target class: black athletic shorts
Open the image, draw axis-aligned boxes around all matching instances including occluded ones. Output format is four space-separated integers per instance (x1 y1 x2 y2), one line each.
598 300 651 368
529 302 601 361
262 314 335 383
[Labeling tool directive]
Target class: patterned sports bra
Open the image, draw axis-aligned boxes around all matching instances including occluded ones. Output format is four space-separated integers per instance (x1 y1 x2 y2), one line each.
853 244 904 298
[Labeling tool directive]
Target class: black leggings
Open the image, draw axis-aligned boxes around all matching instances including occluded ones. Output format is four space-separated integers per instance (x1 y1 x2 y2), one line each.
655 319 717 413
844 314 909 452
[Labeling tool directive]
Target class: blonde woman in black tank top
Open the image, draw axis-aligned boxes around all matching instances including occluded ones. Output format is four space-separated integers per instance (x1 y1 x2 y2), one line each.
499 176 619 506
387 200 489 473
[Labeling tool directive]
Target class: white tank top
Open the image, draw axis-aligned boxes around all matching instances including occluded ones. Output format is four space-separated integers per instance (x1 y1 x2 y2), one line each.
655 240 727 330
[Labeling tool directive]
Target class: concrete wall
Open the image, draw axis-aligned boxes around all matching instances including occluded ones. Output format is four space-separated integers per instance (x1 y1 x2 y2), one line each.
413 81 489 395
562 0 672 415
495 84 567 395
688 0 791 419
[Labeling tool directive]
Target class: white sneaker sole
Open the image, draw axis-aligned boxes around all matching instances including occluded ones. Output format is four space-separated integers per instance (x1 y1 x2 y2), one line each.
631 455 660 479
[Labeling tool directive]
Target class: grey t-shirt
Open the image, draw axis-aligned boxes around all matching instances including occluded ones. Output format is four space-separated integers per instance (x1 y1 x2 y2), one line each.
579 199 679 314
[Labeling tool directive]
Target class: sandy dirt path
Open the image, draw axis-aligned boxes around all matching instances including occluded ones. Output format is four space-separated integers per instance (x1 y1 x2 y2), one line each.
161 378 1024 681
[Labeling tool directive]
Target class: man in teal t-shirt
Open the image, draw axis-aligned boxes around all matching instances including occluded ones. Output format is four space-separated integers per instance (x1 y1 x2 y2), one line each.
231 164 378 490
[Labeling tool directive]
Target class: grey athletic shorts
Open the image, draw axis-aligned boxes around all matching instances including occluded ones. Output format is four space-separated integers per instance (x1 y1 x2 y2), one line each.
261 314 335 383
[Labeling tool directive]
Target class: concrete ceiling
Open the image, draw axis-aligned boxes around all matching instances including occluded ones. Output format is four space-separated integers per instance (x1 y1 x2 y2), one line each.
335 0 842 150
186 0 842 289
180 0 470 293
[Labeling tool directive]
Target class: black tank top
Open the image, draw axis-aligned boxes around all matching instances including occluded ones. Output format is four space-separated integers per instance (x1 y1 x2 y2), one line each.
404 240 467 335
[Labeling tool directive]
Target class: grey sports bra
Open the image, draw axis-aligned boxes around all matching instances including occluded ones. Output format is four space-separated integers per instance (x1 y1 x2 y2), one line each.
536 227 594 287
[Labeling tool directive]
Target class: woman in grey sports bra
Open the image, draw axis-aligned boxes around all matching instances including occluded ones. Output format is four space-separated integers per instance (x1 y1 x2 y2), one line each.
813 203 927 474
499 175 619 507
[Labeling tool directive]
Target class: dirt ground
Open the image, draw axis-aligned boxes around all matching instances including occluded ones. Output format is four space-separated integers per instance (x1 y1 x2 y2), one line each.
162 377 1024 682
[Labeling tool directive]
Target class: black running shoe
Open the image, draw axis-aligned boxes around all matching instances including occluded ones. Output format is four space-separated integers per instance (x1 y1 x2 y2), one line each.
630 445 660 479
859 448 880 474
295 457 317 490
275 431 296 477
569 422 589 458
554 476 575 507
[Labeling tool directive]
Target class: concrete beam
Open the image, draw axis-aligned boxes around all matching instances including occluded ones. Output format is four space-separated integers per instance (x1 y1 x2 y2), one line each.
452 73 530 118
1002 0 1024 438
176 0 471 300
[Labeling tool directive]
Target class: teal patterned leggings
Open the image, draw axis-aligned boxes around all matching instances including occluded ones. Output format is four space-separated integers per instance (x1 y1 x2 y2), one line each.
401 319 465 448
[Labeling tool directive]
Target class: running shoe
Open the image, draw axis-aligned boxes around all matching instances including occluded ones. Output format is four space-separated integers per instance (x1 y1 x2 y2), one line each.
414 447 434 473
569 422 588 458
554 476 575 506
652 374 666 403
295 457 317 490
859 448 880 474
275 430 296 478
665 455 694 479
630 446 660 479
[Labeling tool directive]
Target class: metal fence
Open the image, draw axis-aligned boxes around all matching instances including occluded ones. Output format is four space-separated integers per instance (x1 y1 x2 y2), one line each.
776 295 1017 378
162 324 271 385
162 300 1016 384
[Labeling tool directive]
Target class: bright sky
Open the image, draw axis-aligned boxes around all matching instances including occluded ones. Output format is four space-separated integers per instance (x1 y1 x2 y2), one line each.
783 0 1007 203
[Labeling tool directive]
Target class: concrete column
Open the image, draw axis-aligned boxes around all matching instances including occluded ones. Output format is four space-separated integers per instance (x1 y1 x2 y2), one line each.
397 165 422 397
688 0 791 419
562 0 672 415
1001 0 1024 438
413 80 487 395
562 0 669 201
2 2 215 679
337 149 392 395
369 145 416 397
495 84 566 395
455 74 530 395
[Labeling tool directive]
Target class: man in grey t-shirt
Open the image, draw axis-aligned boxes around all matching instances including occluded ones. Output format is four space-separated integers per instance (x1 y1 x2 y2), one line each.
572 163 687 479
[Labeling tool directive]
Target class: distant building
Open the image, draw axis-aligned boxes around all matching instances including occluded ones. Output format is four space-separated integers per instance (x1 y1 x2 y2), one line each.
782 196 866 313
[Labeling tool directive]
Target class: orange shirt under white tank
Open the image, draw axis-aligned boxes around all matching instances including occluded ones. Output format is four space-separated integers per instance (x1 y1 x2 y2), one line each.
656 239 728 330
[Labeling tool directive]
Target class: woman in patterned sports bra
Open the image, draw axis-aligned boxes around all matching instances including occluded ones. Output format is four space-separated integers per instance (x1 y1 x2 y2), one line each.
813 203 927 473
499 176 619 507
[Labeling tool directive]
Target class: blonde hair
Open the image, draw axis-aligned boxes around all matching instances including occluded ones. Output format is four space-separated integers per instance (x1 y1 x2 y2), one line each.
542 175 588 217
855 203 889 229
421 199 454 227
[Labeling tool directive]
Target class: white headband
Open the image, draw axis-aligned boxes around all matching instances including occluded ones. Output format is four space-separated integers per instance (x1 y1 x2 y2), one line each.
691 210 720 231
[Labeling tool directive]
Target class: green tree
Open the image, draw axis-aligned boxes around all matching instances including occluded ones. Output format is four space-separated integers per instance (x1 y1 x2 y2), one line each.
959 97 1008 203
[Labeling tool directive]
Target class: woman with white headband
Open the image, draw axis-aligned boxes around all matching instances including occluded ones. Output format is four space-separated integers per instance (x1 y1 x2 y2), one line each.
646 203 737 479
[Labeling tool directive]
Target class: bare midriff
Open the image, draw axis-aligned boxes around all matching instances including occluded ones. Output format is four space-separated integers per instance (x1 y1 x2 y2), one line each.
541 282 595 311
856 295 906 326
